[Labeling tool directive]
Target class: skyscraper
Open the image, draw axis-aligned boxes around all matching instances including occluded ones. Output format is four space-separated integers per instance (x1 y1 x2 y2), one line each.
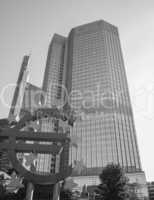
67 20 141 173
43 20 148 197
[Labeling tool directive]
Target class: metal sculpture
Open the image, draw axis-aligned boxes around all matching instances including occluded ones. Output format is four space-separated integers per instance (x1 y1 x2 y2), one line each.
0 106 76 185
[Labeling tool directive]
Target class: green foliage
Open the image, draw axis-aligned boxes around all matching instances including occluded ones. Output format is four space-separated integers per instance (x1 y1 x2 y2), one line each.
96 163 128 200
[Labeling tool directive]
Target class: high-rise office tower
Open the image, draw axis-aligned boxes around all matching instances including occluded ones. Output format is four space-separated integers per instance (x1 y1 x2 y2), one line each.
42 20 148 198
67 21 141 173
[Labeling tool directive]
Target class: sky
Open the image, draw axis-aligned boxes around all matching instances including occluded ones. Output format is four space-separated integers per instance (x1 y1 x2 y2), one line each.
0 0 154 181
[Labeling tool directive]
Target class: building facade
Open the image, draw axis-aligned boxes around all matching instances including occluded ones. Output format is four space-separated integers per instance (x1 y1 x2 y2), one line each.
42 20 148 198
66 20 141 174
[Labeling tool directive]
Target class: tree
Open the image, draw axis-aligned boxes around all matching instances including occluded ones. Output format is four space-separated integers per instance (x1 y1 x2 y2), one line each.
95 163 128 200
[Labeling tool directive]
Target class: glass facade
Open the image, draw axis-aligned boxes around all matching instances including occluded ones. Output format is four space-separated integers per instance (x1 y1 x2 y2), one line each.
17 35 68 175
39 20 142 176
64 20 141 175
36 34 66 173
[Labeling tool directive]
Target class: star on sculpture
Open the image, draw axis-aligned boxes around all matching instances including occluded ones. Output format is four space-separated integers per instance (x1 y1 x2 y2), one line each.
25 153 37 167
